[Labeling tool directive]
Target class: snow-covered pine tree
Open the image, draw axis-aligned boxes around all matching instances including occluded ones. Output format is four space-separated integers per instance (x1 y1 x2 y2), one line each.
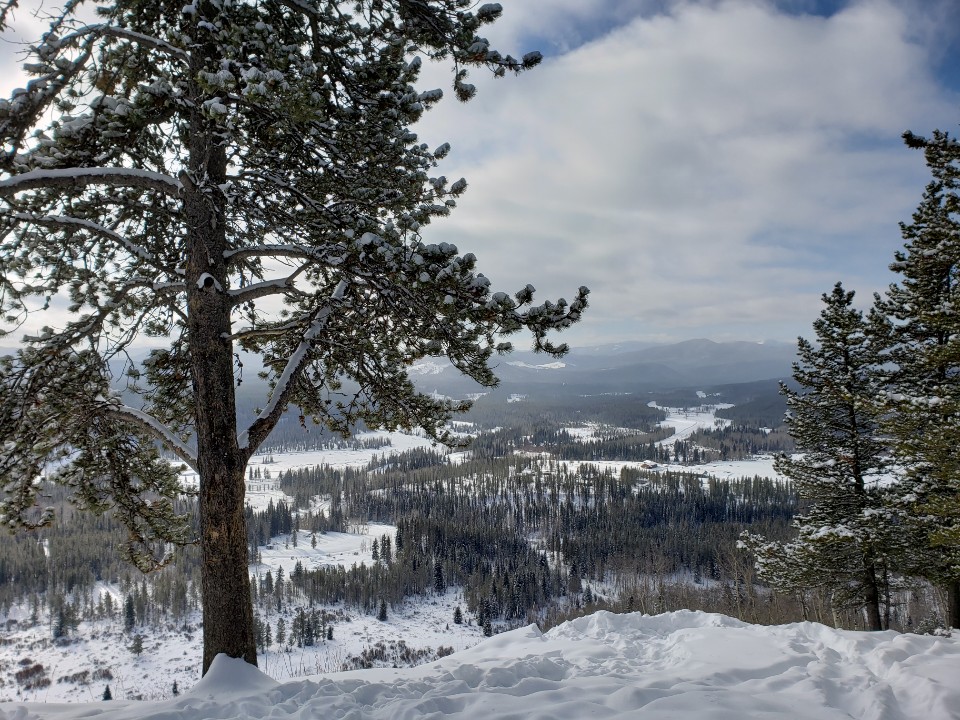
872 129 960 626
742 283 892 630
0 0 587 674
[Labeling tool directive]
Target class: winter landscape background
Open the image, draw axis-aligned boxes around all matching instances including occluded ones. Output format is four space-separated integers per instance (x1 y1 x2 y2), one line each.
1 365 959 718
1 0 960 718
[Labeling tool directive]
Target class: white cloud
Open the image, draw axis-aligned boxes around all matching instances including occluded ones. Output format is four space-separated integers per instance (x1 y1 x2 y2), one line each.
416 0 958 345
1 1 956 347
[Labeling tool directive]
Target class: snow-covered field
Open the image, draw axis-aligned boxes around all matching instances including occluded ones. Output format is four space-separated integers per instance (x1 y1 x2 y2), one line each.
256 525 396 575
4 610 957 719
0 519 486 704
650 401 733 444
560 404 783 482
181 431 439 511
563 454 784 483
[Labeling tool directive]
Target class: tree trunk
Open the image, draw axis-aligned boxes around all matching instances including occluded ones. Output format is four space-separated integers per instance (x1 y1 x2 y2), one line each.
947 580 960 630
862 561 883 631
185 92 257 673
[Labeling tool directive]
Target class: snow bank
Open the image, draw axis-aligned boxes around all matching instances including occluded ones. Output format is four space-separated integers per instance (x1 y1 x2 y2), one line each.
3 610 958 719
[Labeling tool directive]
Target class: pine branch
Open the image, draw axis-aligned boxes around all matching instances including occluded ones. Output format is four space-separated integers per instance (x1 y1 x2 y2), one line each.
227 266 311 305
0 167 181 198
6 212 156 262
58 24 189 64
238 279 349 455
223 244 325 263
101 402 198 473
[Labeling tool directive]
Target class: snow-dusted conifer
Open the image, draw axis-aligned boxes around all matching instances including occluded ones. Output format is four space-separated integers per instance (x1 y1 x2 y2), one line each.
0 0 586 674
743 284 892 629
872 130 960 626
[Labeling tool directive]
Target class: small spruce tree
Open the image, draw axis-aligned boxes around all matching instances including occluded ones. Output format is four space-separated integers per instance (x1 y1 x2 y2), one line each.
130 634 144 656
742 284 893 629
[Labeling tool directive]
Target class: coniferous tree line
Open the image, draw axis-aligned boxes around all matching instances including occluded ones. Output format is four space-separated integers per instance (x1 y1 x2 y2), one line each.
465 424 673 460
744 129 960 630
714 387 791 428
284 450 803 624
687 426 795 461
532 429 677 461
464 391 666 431
1 418 948 640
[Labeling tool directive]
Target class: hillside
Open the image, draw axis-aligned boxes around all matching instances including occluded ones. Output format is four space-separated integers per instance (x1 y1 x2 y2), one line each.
3 610 958 719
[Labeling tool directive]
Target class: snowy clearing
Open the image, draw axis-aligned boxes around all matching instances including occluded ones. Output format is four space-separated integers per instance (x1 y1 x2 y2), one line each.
254 524 397 576
3 610 957 719
179 431 439 511
649 401 732 444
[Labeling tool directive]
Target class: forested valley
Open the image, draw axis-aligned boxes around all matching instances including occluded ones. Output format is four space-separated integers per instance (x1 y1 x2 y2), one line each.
0 401 944 670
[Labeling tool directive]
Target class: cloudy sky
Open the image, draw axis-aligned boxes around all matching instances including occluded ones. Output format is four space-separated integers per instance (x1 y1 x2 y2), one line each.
413 0 960 346
1 0 958 349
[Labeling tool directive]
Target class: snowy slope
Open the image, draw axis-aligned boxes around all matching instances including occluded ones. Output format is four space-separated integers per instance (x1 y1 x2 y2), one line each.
0 526 485 704
2 610 957 719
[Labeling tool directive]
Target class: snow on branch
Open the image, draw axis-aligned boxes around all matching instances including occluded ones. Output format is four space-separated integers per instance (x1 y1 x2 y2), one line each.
237 278 348 454
228 263 313 305
227 277 295 304
274 0 321 20
103 403 198 473
223 244 317 263
7 212 155 262
57 24 190 64
0 167 181 198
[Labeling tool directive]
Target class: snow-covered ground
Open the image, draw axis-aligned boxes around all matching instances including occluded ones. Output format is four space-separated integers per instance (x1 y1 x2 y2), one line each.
560 404 783 482
0 521 486 704
255 525 397 576
562 403 731 448
563 455 784 483
4 610 957 719
181 431 439 511
650 400 732 444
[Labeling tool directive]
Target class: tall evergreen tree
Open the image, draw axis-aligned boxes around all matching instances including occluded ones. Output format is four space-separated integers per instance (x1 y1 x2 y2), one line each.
743 284 892 629
0 1 586 673
123 595 136 633
873 129 960 626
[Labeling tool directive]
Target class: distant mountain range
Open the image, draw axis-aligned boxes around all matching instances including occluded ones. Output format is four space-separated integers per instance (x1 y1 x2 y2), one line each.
410 338 797 397
1 338 798 399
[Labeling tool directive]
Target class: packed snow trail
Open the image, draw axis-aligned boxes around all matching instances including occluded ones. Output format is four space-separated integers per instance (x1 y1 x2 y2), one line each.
3 611 958 719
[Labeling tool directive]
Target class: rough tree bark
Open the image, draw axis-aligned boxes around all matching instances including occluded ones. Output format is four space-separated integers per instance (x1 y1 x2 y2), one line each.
184 47 256 669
